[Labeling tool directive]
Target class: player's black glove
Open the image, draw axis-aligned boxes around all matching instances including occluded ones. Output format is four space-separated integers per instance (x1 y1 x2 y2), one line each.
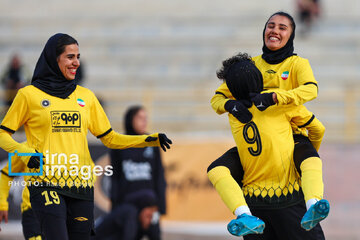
250 92 275 111
224 100 252 124
145 133 172 152
27 150 41 169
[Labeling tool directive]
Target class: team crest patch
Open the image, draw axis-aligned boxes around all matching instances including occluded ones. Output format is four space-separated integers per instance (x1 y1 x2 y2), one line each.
41 99 50 108
281 71 289 80
77 98 85 107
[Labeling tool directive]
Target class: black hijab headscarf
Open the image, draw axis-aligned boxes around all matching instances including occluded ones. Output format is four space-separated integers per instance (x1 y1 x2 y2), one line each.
124 106 144 135
31 33 78 99
262 12 297 64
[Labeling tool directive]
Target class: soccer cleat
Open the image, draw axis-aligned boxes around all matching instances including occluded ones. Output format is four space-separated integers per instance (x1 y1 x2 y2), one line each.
227 213 265 237
301 199 330 231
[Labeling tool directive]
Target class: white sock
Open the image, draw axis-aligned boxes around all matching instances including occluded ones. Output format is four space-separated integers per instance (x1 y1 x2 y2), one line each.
306 198 319 210
234 205 252 217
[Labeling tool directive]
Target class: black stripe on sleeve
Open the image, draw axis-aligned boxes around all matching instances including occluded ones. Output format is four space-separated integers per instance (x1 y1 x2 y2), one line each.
215 91 227 98
97 128 113 139
1 169 10 177
298 114 315 128
0 125 15 134
304 82 318 88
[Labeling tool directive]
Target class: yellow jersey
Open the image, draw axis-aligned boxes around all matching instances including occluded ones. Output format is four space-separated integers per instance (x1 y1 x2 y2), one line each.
0 85 160 200
229 102 324 208
211 55 318 114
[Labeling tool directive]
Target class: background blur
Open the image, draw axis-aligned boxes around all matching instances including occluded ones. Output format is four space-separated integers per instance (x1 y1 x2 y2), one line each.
0 0 359 239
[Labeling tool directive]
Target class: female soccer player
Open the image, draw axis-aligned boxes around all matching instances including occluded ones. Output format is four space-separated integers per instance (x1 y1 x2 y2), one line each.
208 52 328 239
207 11 329 234
0 33 172 240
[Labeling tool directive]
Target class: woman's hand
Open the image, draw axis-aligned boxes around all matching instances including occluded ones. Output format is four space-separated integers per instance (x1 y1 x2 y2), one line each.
145 133 172 151
250 92 277 111
0 210 8 232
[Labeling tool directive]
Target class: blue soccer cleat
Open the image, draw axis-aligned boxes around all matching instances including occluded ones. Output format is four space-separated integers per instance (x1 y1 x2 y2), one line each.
301 199 330 231
227 213 265 237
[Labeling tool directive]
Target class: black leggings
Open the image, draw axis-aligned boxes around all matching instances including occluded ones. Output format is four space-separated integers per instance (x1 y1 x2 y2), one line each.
22 208 44 240
207 134 319 183
30 190 94 240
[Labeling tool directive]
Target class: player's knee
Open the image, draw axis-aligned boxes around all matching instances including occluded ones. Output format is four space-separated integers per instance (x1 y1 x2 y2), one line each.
207 147 238 173
293 135 319 174
207 158 226 173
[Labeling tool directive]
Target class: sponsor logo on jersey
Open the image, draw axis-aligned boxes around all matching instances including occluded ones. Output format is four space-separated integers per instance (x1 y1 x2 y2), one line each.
281 71 289 80
77 98 85 107
51 111 81 132
266 69 276 74
74 217 88 221
41 99 51 108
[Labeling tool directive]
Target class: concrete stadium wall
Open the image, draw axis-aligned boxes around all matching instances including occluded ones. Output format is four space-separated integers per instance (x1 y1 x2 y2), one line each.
0 0 359 142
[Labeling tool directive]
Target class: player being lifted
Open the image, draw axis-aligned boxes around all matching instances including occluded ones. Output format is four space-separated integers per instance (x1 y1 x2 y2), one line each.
207 11 330 235
207 53 329 239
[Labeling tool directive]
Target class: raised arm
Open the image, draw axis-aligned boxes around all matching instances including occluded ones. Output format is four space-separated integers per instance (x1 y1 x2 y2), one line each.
211 82 233 115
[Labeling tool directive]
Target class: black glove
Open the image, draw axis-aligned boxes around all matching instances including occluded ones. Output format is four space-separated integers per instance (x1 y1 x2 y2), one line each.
250 92 275 111
27 151 41 169
224 100 252 123
145 133 172 152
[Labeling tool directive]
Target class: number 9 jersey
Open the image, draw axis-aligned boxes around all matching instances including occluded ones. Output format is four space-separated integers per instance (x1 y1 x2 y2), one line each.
228 91 325 209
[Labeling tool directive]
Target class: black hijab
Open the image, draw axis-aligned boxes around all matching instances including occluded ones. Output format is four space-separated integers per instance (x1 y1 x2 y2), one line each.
262 12 297 64
31 33 78 99
124 106 144 135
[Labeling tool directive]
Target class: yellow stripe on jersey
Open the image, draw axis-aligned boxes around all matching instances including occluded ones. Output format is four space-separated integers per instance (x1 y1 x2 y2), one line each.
0 85 161 200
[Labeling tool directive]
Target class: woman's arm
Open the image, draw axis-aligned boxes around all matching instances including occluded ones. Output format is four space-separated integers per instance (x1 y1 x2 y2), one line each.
99 131 161 149
276 58 318 106
210 82 233 115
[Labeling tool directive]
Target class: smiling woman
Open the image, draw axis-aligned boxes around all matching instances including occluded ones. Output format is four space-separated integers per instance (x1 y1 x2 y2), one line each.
207 12 328 239
0 33 172 240
264 15 292 51
57 44 80 80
